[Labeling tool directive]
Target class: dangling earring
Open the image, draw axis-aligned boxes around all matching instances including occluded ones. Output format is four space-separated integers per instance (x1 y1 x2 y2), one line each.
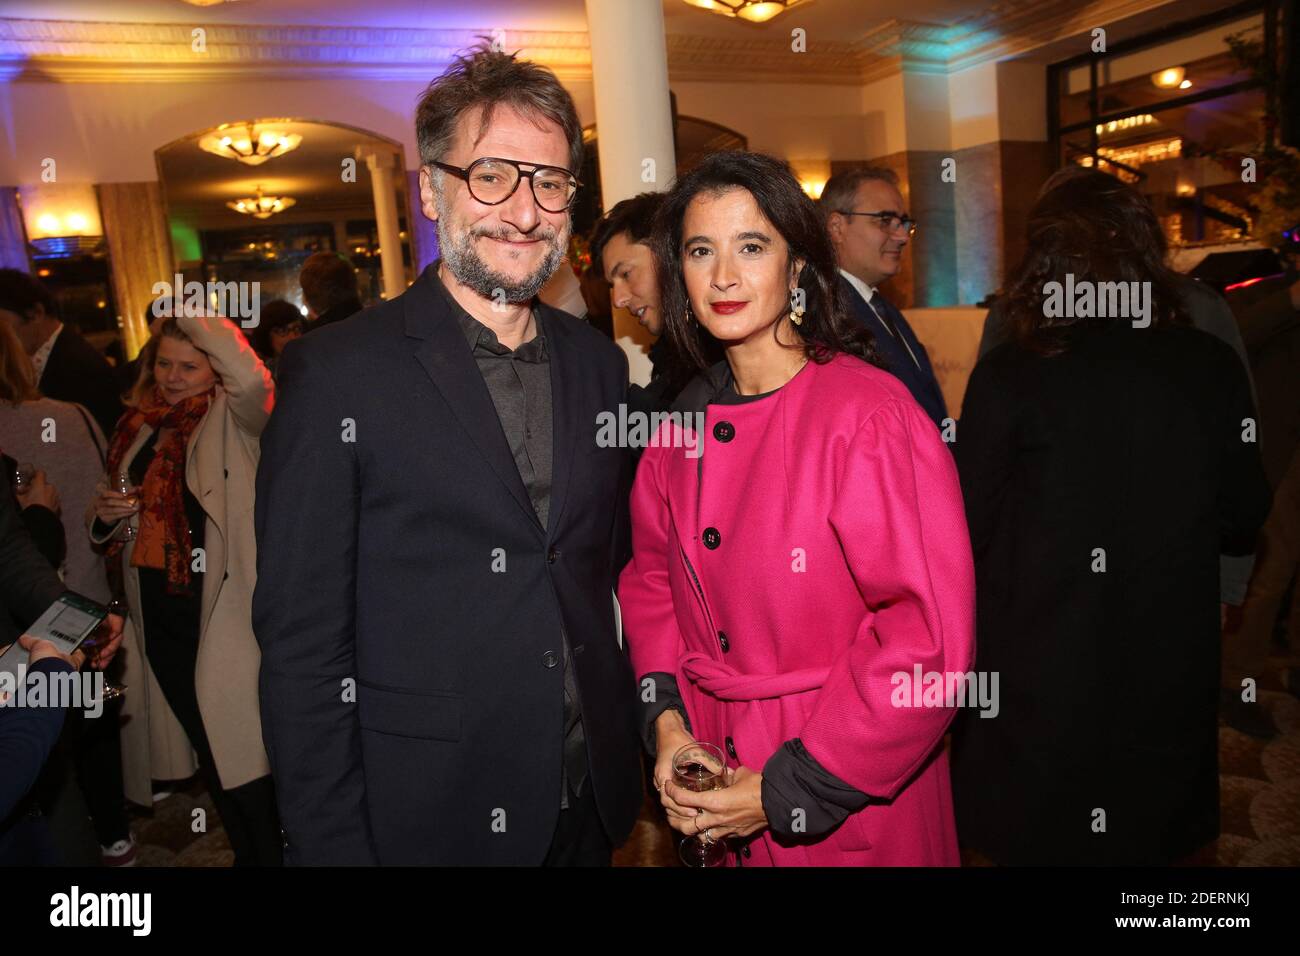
789 290 805 326
685 303 697 325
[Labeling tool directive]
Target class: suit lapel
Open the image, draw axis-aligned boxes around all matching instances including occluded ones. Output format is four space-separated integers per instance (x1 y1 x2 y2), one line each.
540 306 579 539
404 268 542 536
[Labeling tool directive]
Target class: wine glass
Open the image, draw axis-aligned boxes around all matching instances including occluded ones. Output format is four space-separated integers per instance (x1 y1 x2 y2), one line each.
81 599 129 702
112 471 138 540
673 741 730 867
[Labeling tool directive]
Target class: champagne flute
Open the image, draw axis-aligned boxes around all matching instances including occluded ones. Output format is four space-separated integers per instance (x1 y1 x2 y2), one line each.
673 741 729 867
112 471 138 540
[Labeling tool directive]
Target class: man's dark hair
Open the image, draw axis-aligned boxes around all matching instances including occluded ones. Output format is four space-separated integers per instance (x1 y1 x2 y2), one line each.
0 268 57 322
299 252 360 316
817 167 901 223
415 42 584 177
590 192 664 277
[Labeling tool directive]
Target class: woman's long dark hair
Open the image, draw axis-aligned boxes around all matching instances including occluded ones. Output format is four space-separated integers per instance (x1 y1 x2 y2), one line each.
652 150 879 374
1003 169 1188 355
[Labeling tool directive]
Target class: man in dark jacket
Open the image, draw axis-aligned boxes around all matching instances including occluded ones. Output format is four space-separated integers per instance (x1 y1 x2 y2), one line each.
0 269 123 437
254 45 642 866
820 168 948 428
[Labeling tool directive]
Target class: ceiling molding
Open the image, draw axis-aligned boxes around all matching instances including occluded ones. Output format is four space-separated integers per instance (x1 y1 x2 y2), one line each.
0 1 1181 86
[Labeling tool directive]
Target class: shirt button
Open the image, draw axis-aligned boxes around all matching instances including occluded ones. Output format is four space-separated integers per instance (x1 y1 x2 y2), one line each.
542 650 559 668
713 421 735 443
725 736 737 759
718 630 730 653
702 527 721 550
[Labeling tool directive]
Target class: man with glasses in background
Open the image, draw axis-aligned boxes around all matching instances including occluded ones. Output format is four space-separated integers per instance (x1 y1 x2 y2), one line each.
254 44 642 865
821 169 948 427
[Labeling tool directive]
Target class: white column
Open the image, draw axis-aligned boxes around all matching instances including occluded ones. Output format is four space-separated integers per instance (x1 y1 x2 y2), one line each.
364 150 407 300
584 0 676 385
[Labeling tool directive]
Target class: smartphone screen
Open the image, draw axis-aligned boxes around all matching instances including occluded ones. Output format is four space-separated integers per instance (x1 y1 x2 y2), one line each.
24 592 108 655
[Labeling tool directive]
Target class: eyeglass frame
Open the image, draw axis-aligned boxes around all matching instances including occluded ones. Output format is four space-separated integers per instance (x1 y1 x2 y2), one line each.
429 156 582 212
837 209 918 236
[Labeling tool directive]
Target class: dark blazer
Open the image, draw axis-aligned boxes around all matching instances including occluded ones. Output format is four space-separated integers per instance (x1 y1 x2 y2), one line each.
38 327 123 437
838 276 947 427
253 265 643 865
1 468 67 648
951 324 1271 864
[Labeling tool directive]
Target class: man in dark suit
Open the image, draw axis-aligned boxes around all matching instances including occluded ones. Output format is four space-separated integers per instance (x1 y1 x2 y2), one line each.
820 170 948 427
253 45 642 866
0 269 123 437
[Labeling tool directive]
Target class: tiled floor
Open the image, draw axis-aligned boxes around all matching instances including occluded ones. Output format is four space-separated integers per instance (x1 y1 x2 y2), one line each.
130 652 1300 868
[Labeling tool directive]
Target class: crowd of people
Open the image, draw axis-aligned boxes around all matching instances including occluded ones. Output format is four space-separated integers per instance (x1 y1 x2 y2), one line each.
1 43 1296 867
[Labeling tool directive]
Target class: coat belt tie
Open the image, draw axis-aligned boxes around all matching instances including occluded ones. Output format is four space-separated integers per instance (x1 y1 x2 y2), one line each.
680 652 830 702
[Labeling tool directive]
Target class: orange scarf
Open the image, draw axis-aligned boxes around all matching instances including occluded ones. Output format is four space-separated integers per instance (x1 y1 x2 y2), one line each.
105 385 211 595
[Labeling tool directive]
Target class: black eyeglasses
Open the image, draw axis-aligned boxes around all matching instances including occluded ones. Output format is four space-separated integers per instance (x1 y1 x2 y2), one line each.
431 157 581 213
839 210 918 236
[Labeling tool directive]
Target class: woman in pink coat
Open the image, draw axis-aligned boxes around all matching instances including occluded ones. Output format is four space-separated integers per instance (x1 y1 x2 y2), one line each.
618 151 976 866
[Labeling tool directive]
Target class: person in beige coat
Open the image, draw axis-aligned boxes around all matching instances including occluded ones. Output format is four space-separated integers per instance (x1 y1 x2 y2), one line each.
88 312 280 865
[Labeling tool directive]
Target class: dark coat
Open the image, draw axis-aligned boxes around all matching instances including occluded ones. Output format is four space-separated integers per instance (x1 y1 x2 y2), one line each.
839 277 948 427
37 327 123 438
253 266 643 865
951 324 1271 864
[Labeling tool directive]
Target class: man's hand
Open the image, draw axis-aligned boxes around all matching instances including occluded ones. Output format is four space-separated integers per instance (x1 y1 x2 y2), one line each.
16 469 60 514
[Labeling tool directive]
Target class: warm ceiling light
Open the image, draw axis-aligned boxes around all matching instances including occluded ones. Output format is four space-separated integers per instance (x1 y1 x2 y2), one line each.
200 123 303 166
226 185 296 219
682 0 811 23
1151 67 1186 89
1179 79 1192 89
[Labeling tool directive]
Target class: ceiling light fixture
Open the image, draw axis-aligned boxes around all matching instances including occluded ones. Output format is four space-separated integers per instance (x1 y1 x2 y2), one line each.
200 123 303 166
226 185 296 219
682 0 812 24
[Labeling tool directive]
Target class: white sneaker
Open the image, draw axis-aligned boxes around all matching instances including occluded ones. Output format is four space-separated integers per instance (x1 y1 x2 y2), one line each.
101 837 137 867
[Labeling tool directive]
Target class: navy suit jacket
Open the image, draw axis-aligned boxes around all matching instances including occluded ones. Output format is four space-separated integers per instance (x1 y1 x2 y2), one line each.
253 264 643 865
839 276 948 427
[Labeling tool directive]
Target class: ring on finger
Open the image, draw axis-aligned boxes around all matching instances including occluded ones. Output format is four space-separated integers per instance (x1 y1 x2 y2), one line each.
702 828 716 845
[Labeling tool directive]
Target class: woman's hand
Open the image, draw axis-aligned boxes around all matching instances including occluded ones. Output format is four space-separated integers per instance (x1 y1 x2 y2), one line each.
663 766 769 842
652 709 704 829
93 480 140 525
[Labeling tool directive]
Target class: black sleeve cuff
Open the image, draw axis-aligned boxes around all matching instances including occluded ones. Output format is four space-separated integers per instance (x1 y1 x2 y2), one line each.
761 738 871 840
638 671 693 756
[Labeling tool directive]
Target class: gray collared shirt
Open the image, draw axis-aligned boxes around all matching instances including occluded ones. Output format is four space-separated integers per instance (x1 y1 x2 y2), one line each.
434 273 588 808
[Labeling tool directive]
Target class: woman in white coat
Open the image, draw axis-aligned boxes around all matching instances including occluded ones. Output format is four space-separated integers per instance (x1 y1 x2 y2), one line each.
89 313 280 865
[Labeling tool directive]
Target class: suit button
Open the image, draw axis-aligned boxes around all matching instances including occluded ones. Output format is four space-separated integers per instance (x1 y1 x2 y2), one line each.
725 736 737 759
718 630 730 653
713 421 735 443
702 527 721 550
542 650 559 668
547 548 560 564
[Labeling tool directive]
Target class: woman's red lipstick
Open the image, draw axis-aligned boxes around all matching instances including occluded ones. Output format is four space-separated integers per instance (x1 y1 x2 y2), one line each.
711 300 748 314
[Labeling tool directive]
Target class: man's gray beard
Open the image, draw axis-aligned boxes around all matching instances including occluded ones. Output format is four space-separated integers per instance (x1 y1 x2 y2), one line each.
435 189 568 303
